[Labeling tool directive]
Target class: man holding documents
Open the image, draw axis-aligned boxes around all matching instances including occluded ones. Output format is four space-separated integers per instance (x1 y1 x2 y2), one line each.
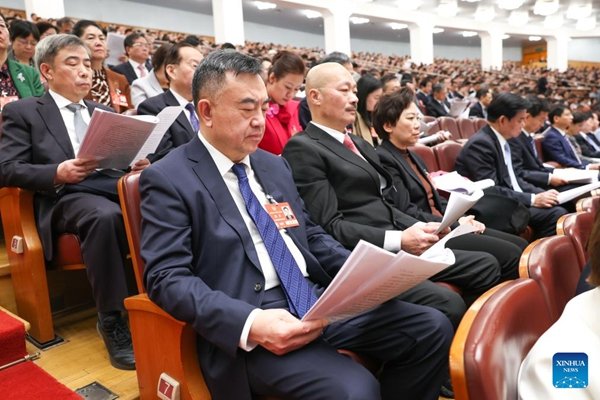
137 42 203 160
456 93 568 239
0 35 135 369
282 63 503 328
140 50 452 400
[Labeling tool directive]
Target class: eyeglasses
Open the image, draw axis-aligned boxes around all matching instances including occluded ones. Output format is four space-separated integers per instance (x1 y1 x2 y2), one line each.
131 42 150 48
15 38 38 47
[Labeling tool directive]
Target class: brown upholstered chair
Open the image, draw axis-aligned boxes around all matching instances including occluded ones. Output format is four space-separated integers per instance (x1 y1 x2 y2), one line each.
0 187 85 346
438 116 460 138
518 235 581 321
450 278 552 400
533 135 545 162
456 118 476 140
433 141 463 172
472 118 487 132
410 144 439 172
576 195 600 214
556 211 594 270
118 172 379 400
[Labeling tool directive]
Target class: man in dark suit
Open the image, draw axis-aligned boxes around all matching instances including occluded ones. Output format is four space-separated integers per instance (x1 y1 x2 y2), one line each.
469 88 492 119
415 77 432 112
425 83 450 118
456 93 568 239
282 62 503 330
0 34 136 369
573 111 600 159
137 42 202 159
110 32 152 84
140 50 452 400
542 105 600 170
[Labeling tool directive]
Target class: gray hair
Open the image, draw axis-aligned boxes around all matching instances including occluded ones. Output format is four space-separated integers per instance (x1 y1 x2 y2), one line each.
192 49 261 107
34 33 90 71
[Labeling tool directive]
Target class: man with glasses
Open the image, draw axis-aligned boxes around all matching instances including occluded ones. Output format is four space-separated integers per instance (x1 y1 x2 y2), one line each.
111 32 151 84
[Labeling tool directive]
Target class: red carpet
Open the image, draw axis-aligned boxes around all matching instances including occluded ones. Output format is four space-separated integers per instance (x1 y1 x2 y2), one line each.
0 309 81 399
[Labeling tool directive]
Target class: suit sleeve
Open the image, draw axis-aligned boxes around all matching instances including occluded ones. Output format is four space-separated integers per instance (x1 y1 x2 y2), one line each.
283 137 391 249
140 166 255 357
542 133 585 168
0 102 58 190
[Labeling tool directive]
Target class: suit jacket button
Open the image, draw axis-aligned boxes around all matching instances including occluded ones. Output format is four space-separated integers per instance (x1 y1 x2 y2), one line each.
254 283 262 292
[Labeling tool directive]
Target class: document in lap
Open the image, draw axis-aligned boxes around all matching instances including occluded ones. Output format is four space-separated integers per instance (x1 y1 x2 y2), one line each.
557 181 600 204
302 225 477 323
552 168 598 184
77 106 182 169
432 171 494 195
434 190 484 233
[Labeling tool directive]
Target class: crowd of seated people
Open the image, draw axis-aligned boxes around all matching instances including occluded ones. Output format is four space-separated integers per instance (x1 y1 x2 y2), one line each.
2 7 600 399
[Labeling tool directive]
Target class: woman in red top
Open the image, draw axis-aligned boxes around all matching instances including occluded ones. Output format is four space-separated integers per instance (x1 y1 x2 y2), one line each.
259 51 305 155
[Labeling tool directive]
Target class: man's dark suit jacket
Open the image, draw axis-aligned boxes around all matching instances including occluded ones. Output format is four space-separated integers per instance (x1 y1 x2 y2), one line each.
509 132 553 189
111 59 152 84
137 90 196 160
376 140 447 224
542 126 587 169
281 123 419 250
415 90 429 108
426 97 449 118
575 133 600 158
0 92 112 260
139 136 350 399
455 125 535 205
468 102 485 119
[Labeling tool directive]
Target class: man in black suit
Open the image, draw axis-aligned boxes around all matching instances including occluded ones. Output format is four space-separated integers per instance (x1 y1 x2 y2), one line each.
456 93 568 239
0 34 136 369
137 42 202 159
111 32 152 84
425 83 450 118
573 111 600 159
415 77 432 112
282 63 503 328
469 88 492 119
140 49 452 400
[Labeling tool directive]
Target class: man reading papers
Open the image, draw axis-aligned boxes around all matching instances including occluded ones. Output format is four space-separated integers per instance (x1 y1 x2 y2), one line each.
0 35 139 369
139 50 452 400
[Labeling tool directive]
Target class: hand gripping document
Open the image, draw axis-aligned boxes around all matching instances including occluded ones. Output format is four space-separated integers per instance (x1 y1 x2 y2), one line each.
302 225 477 323
77 106 182 169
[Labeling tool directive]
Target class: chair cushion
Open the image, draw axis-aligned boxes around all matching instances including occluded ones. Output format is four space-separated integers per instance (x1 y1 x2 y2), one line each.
50 233 84 267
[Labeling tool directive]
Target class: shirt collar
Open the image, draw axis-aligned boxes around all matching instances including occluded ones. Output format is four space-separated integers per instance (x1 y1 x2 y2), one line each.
169 88 191 108
197 131 250 178
310 121 346 144
489 125 508 148
554 126 567 136
128 59 143 69
48 89 87 110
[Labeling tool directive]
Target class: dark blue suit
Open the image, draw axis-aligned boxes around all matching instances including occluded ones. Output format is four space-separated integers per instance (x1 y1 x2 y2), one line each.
509 132 552 189
542 126 587 169
139 136 452 400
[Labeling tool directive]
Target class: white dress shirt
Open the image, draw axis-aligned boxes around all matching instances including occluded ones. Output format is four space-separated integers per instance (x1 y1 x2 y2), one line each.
48 90 90 155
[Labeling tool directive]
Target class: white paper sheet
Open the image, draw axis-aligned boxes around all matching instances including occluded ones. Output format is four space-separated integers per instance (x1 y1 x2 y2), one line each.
432 171 494 194
552 168 598 184
557 181 600 204
130 106 183 165
106 32 126 67
434 189 484 233
448 99 471 117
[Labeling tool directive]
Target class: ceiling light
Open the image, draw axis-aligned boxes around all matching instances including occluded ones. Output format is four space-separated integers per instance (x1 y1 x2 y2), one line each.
461 30 478 37
437 0 459 17
533 0 559 16
528 35 542 41
544 14 564 28
301 9 322 19
433 27 445 33
576 15 597 31
253 1 276 10
508 10 529 26
396 0 423 10
461 0 481 2
502 34 511 39
474 5 496 22
389 22 408 30
567 3 592 20
349 16 370 24
497 0 525 10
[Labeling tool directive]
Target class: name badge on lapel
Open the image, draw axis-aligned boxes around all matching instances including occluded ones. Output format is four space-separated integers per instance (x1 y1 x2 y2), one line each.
265 201 300 229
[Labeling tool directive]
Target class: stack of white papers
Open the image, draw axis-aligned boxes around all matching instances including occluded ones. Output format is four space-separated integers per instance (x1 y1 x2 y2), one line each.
552 168 598 184
432 171 494 195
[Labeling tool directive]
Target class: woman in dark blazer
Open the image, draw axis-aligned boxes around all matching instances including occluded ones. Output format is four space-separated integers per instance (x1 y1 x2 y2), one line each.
374 88 528 280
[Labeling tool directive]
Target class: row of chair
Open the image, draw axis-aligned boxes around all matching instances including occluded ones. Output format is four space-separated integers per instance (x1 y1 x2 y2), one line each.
411 140 463 173
426 116 488 141
450 201 595 400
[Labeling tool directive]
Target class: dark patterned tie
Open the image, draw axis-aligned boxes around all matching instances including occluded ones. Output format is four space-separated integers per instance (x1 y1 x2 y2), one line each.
185 103 199 132
231 163 317 317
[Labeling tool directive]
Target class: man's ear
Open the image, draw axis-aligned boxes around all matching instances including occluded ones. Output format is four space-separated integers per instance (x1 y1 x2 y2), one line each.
165 64 176 82
197 99 212 127
39 63 52 81
307 88 321 107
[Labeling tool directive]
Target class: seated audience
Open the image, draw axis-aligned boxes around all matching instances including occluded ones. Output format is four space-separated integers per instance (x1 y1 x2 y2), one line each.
352 74 382 147
574 111 600 159
380 73 400 95
8 19 39 66
426 83 450 118
415 77 432 112
518 211 600 399
36 21 58 40
73 20 133 113
137 42 202 159
259 50 304 155
130 42 171 108
469 88 492 119
139 49 453 400
111 32 152 84
0 34 141 370
456 93 568 239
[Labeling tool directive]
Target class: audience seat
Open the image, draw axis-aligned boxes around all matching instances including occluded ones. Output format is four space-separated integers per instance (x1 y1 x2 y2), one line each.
118 173 379 400
533 136 544 162
410 144 439 172
425 119 441 136
576 195 600 214
433 141 463 172
556 211 594 270
438 117 461 138
518 235 581 321
422 115 436 124
457 118 476 140
0 187 84 347
472 118 487 132
450 278 552 400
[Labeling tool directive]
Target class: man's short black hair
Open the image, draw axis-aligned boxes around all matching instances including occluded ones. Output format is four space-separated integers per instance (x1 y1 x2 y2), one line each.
486 93 530 123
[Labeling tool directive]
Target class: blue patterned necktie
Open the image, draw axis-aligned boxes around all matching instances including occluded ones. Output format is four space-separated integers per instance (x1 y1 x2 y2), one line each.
185 103 199 132
231 163 317 318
